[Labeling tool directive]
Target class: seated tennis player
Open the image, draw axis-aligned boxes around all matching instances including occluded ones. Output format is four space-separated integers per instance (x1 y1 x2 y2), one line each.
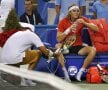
56 4 99 81
0 9 70 86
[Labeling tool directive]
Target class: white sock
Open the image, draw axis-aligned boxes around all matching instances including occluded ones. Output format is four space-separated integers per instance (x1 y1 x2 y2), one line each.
21 78 28 86
76 68 85 82
26 79 37 86
79 68 86 72
62 67 71 82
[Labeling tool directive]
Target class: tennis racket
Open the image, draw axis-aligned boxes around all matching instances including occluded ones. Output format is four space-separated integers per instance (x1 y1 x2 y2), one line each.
55 34 77 54
97 64 108 83
48 34 77 62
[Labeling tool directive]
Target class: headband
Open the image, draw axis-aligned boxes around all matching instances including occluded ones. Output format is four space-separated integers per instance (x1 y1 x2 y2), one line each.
68 6 80 12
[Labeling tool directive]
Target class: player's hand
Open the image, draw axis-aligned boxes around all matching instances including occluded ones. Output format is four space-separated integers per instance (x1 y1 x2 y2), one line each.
77 19 85 24
70 24 77 32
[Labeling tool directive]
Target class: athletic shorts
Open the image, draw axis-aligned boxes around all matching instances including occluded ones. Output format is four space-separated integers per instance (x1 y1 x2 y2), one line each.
69 45 85 54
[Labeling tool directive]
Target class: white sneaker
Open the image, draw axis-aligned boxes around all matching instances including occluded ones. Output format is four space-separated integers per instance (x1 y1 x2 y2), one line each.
76 68 85 82
65 77 71 83
21 81 28 86
63 71 71 82
21 78 36 86
26 79 37 86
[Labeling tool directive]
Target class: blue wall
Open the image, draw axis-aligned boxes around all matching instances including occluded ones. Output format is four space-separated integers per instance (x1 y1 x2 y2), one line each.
16 0 25 17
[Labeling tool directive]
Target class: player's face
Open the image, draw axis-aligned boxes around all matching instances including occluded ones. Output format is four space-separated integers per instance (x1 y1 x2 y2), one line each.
70 8 80 19
25 1 32 11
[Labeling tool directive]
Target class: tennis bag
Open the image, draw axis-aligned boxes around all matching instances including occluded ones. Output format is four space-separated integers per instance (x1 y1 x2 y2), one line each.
86 66 102 83
88 18 108 52
86 66 108 83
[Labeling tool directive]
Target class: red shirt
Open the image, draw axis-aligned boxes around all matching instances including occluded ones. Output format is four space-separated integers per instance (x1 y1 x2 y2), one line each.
57 17 89 46
0 29 18 47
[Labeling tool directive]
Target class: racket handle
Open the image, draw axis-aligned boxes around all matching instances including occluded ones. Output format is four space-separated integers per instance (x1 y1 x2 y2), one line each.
55 48 62 54
97 64 103 71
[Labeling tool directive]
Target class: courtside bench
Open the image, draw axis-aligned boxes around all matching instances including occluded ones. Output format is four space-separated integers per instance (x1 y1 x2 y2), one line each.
34 25 108 78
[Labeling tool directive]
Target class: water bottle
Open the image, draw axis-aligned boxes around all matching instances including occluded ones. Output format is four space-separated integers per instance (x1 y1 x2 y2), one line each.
72 21 78 32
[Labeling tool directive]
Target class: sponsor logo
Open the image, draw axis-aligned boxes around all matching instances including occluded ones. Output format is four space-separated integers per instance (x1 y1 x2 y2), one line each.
68 66 78 76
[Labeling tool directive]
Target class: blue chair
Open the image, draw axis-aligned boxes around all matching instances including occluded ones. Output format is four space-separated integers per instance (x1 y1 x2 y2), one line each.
34 26 108 79
43 28 108 78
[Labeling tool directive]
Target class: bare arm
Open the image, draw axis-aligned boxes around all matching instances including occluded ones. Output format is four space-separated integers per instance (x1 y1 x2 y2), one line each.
84 22 98 31
93 12 97 19
55 5 60 16
77 19 99 31
57 31 67 42
39 46 58 58
38 46 49 56
57 24 77 42
79 6 85 15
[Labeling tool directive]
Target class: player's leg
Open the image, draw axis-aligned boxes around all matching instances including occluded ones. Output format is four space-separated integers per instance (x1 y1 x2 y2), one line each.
76 46 96 81
56 53 71 82
20 50 41 86
22 50 41 70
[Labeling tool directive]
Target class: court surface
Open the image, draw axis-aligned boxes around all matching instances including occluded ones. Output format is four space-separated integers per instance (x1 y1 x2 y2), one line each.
75 81 108 90
0 77 108 90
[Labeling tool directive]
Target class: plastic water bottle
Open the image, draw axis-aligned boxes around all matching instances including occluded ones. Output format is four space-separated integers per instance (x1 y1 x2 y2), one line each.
72 21 78 32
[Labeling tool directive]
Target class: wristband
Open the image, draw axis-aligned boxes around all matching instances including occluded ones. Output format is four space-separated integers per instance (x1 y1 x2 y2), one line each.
47 49 54 63
64 28 71 35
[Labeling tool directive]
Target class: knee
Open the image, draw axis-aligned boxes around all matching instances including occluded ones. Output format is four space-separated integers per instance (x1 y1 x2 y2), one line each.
88 46 97 56
90 47 96 53
78 46 96 55
55 43 62 48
